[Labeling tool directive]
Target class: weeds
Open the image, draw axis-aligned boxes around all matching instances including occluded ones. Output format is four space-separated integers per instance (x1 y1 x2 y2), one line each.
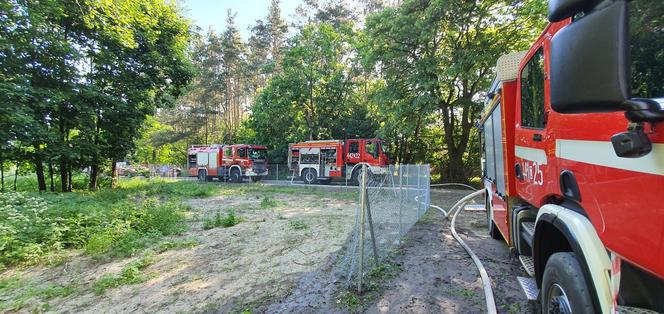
0 275 76 312
156 238 200 253
92 254 156 294
288 219 309 230
203 210 242 230
260 196 277 209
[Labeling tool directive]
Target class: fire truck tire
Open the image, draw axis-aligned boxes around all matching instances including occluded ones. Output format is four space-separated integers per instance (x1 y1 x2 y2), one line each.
230 169 242 183
302 168 317 184
350 169 360 186
197 170 206 182
541 252 595 314
251 176 261 182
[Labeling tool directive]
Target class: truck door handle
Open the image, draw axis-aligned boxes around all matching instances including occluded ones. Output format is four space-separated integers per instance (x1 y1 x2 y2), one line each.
533 134 542 142
515 163 523 180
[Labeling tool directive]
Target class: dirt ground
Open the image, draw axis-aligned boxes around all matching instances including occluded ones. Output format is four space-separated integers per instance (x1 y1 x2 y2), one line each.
261 188 532 314
366 189 533 314
0 188 357 313
1 186 532 314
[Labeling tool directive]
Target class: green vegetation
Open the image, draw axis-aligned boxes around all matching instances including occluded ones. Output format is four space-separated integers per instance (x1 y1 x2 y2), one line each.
260 196 278 209
337 259 404 312
0 178 218 268
203 210 243 230
288 219 309 231
0 0 192 192
0 275 76 312
92 254 156 294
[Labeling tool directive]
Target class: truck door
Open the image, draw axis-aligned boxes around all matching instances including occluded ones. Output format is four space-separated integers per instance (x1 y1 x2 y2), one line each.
362 140 381 165
345 140 361 164
514 43 554 204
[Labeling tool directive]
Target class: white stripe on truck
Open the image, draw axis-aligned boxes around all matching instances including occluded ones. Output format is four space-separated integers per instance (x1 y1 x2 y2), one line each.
555 139 664 176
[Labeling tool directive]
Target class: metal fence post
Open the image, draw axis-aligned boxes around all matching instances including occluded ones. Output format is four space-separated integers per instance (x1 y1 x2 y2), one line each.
358 164 367 293
399 165 403 237
417 165 422 219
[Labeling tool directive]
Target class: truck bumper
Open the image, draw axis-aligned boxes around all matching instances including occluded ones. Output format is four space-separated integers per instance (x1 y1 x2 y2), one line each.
245 169 268 177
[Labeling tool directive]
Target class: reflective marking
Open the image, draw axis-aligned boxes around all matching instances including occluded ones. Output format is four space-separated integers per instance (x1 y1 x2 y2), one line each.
555 140 664 176
515 145 548 165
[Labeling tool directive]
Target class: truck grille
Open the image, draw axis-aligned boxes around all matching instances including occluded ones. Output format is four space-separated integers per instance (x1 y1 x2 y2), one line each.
252 163 266 174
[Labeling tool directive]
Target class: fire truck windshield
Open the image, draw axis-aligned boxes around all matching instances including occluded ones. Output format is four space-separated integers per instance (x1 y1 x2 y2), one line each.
249 148 267 160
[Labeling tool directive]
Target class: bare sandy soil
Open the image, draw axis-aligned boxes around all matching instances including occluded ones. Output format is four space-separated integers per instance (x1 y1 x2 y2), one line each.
0 188 357 314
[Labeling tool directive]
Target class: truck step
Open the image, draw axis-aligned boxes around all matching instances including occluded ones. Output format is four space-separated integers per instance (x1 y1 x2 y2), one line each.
521 221 535 238
617 306 659 314
520 221 535 249
463 204 485 211
519 255 535 277
517 276 538 301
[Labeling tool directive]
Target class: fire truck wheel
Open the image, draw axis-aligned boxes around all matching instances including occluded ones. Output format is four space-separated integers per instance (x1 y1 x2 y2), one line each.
251 176 261 182
541 252 594 314
197 170 206 182
303 169 317 184
230 169 242 183
350 169 360 186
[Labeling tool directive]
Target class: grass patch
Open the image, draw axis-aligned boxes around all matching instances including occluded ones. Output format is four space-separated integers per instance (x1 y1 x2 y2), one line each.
260 196 278 209
92 254 156 294
203 210 242 230
156 237 200 253
0 275 76 312
288 219 309 230
0 178 204 267
337 258 404 312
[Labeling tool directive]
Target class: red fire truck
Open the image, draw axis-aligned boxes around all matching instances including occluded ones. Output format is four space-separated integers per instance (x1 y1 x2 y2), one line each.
288 138 390 184
480 1 663 313
187 144 268 183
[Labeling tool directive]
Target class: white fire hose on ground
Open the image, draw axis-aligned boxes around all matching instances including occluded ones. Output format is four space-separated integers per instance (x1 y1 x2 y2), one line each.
418 187 497 314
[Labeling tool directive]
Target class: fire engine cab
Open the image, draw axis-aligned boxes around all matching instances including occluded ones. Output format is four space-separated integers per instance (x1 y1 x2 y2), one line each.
187 144 268 183
480 0 663 313
288 138 390 184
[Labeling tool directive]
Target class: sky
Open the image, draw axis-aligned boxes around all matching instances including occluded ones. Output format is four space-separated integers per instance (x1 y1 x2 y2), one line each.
181 0 302 39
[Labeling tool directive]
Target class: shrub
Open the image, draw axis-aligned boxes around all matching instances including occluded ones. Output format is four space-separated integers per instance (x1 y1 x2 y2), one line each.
260 196 277 209
288 219 309 230
203 210 242 230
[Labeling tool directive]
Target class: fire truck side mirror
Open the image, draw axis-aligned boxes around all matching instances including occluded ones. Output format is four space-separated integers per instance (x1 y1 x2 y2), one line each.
548 0 600 22
549 0 630 114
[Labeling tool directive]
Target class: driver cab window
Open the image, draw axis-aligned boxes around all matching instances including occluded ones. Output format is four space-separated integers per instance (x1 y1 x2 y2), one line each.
520 48 546 129
237 148 247 158
349 142 359 154
224 147 232 157
365 141 378 158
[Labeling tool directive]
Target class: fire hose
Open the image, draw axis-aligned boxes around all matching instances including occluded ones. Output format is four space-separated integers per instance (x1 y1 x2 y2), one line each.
419 188 497 314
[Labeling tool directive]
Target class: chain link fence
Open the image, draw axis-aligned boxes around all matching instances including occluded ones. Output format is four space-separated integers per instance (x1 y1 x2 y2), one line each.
338 164 430 292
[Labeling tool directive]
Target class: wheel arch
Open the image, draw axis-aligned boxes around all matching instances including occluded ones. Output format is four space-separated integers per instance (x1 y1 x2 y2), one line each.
534 204 613 314
229 165 242 174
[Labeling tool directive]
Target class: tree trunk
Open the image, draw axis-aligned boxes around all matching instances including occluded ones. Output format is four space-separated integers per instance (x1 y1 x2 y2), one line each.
68 166 72 192
48 161 55 192
13 163 19 191
444 150 467 183
1 158 4 192
34 153 47 192
110 160 118 188
60 160 68 192
88 164 98 191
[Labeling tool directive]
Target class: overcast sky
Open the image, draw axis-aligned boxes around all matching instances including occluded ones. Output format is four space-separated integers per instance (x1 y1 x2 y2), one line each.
181 0 301 39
